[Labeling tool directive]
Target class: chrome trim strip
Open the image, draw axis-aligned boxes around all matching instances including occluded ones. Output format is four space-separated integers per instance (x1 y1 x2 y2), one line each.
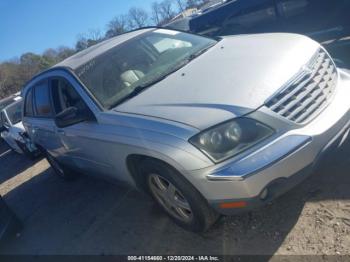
206 136 312 181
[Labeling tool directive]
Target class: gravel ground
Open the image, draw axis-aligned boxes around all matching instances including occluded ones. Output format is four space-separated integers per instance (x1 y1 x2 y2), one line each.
0 137 350 257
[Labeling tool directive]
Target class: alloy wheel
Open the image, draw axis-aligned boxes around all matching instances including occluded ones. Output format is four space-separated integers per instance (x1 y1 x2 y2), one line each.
148 174 193 223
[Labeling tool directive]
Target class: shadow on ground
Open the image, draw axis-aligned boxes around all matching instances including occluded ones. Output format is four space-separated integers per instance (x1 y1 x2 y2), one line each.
0 138 350 256
0 141 41 185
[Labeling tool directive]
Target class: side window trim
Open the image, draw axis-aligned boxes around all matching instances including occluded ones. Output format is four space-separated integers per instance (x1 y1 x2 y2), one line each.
49 76 92 116
33 79 54 119
23 68 101 119
24 87 35 118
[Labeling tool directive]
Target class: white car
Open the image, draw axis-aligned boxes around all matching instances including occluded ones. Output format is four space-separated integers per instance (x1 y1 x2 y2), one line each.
0 98 38 158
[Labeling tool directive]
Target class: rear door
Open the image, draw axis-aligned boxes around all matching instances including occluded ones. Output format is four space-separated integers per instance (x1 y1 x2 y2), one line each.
25 79 62 158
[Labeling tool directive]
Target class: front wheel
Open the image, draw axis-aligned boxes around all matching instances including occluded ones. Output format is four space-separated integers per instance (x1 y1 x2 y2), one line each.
140 160 219 232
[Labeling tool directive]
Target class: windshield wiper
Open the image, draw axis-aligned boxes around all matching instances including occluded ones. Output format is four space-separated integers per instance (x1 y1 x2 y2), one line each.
111 59 193 108
110 75 168 108
187 43 216 62
111 43 217 108
112 84 153 107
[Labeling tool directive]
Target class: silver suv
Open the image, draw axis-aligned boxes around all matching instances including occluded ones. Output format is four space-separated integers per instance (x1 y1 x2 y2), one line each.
22 28 350 232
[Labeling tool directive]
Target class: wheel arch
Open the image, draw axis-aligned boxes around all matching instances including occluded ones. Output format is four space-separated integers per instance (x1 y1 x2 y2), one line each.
126 154 187 191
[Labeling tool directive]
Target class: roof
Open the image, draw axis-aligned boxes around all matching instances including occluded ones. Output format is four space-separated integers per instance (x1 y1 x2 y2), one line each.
54 28 153 70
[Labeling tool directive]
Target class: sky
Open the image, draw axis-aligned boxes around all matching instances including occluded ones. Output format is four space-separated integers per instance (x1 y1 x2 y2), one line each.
0 0 153 62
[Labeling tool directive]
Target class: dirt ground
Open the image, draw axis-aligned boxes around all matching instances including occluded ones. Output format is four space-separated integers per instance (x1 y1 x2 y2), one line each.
0 135 350 257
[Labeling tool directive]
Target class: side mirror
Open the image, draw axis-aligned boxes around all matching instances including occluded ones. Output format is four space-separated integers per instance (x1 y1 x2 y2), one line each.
54 107 90 128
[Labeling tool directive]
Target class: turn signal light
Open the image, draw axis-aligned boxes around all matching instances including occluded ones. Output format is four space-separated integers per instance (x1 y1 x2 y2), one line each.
219 201 247 209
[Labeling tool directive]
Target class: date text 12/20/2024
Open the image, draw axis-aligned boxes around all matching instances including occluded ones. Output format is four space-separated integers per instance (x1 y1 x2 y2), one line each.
127 256 220 261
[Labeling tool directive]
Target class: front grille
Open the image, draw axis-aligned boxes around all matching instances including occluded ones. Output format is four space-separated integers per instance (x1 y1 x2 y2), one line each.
266 49 338 124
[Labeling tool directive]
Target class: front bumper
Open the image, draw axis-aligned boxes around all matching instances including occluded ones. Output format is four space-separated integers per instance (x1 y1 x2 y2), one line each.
185 69 350 215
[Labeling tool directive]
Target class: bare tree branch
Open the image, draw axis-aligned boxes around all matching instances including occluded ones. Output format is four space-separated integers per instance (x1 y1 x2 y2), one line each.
128 7 149 29
175 0 187 12
159 0 176 22
106 15 129 38
151 2 162 25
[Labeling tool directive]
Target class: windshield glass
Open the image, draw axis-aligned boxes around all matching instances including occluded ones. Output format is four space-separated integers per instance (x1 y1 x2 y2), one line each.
6 100 23 125
75 29 217 109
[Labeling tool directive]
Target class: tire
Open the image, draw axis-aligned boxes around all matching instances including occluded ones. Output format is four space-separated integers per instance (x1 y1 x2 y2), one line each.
44 150 78 181
15 140 37 160
139 159 219 232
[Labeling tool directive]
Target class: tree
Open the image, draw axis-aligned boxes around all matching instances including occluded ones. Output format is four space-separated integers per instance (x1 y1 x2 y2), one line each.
0 62 21 98
105 14 129 38
151 2 162 25
158 0 176 24
128 7 149 29
19 52 46 78
88 28 103 42
75 35 89 52
151 0 176 26
75 29 103 52
0 46 79 99
175 0 187 12
42 48 59 66
56 46 75 60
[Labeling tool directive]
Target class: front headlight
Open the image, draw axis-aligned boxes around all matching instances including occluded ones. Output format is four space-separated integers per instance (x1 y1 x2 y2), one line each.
189 118 274 163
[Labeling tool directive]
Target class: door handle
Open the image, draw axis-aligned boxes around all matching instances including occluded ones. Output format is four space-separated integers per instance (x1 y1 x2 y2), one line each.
57 129 65 135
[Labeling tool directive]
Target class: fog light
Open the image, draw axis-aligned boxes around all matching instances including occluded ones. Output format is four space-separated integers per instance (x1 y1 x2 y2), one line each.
260 188 269 200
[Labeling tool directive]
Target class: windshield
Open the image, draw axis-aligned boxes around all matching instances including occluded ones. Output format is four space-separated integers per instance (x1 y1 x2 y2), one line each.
5 100 23 125
75 29 217 109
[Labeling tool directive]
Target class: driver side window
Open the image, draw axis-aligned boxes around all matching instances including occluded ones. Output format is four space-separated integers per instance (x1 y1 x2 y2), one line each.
50 78 88 115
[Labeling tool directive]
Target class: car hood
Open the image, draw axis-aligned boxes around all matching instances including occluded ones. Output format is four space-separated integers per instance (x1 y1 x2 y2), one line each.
115 33 320 130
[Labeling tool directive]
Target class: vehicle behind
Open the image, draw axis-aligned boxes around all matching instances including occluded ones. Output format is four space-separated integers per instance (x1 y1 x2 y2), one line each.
0 98 39 158
167 0 350 43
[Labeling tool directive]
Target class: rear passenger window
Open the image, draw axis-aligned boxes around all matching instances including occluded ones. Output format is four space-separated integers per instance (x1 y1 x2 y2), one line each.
34 80 53 117
24 88 34 117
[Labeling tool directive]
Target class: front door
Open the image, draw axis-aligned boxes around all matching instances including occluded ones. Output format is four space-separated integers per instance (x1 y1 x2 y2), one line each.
49 77 114 177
